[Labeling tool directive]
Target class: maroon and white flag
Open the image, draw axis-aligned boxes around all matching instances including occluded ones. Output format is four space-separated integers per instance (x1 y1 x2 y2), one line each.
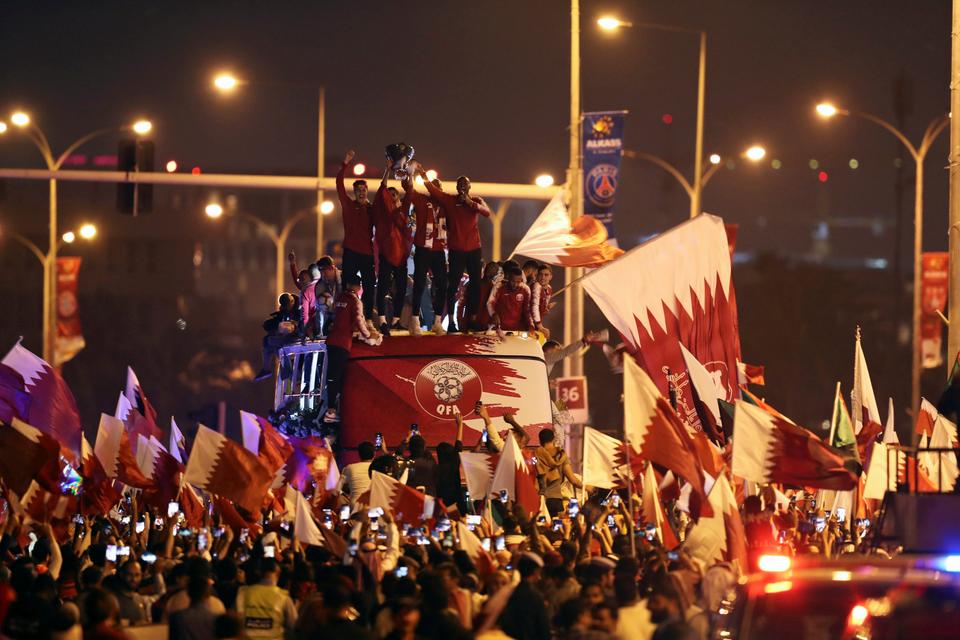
624 357 711 519
170 417 187 464
641 462 679 549
123 367 163 446
368 471 445 526
679 344 725 444
733 401 858 490
851 335 882 439
581 214 741 432
460 452 498 499
511 193 623 268
582 426 628 490
490 432 539 513
94 413 151 488
137 435 185 510
683 475 748 571
11 480 78 524
0 418 61 496
80 436 121 516
293 488 324 546
2 339 82 460
183 425 274 513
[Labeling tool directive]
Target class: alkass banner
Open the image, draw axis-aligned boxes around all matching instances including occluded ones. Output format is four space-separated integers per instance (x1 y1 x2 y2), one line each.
921 252 949 369
340 335 553 451
55 257 85 366
582 110 626 242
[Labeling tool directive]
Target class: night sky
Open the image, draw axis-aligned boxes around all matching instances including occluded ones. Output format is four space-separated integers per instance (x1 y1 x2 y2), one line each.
1 0 954 431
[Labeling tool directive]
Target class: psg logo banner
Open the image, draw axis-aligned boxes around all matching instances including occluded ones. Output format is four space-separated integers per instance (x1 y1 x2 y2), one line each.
582 110 626 242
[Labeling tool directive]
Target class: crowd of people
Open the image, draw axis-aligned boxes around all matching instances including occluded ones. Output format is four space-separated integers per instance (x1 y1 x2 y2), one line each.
0 395 886 640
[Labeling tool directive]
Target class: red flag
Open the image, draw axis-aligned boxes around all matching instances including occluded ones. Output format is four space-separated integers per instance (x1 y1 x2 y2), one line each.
684 475 747 571
511 193 623 268
490 433 539 513
624 358 711 520
581 427 628 489
915 399 938 437
12 480 78 524
213 495 262 533
733 401 858 491
94 413 151 488
0 418 61 497
80 437 121 516
179 483 205 529
259 419 295 477
737 362 766 386
581 214 742 435
283 435 335 493
0 363 32 425
139 437 185 511
369 471 447 527
641 463 679 549
2 339 82 461
460 452 499 497
183 425 273 513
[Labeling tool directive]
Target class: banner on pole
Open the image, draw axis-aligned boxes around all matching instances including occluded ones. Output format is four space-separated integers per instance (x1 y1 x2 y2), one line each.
582 111 626 242
55 257 85 367
921 252 949 369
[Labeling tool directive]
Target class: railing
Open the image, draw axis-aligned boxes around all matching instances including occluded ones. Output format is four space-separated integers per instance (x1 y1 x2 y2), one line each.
884 444 959 494
274 340 328 413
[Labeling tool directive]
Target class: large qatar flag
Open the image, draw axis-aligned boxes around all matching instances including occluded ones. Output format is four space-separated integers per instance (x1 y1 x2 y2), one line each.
580 214 741 432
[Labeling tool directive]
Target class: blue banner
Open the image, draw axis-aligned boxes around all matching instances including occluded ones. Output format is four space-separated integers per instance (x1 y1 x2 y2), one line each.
582 111 626 242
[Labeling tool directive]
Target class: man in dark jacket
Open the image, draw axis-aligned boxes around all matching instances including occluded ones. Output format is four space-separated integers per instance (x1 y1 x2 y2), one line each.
255 293 300 381
498 553 550 640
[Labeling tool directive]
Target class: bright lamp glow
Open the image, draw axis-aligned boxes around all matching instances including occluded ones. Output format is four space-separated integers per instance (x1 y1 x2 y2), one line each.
205 203 224 219
832 571 852 582
535 174 555 188
709 153 722 165
62 231 76 244
79 224 97 240
816 103 839 118
941 554 960 572
213 73 239 92
165 160 178 173
425 169 438 181
848 604 868 627
132 120 152 135
757 554 791 573
319 200 335 215
0 122 7 134
597 16 627 31
745 145 766 161
353 163 366 176
10 112 30 127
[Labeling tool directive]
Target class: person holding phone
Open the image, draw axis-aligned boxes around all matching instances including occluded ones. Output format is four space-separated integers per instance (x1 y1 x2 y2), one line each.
436 411 466 512
399 428 438 496
473 401 530 453
337 440 376 513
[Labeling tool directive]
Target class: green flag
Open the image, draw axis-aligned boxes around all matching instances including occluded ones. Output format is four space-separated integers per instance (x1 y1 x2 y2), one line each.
830 384 857 455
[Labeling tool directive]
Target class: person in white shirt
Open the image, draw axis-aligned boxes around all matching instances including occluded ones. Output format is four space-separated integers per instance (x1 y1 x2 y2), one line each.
337 440 376 512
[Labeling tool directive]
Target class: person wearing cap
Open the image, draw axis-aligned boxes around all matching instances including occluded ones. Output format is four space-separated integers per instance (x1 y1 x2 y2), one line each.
497 553 550 640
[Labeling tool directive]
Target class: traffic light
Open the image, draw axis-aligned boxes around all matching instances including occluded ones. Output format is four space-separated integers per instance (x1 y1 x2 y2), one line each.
117 139 154 215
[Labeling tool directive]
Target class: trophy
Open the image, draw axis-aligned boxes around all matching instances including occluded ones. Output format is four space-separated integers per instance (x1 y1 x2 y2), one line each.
385 142 419 179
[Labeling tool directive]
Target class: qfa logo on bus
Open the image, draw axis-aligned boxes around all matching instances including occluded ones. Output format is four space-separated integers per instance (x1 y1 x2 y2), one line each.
414 359 483 420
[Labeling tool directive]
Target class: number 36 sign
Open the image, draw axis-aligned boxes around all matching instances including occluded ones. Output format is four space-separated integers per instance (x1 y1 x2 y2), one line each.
555 376 588 424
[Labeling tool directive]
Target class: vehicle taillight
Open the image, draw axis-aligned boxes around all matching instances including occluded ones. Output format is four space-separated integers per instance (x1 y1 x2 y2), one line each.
848 604 868 627
757 554 791 572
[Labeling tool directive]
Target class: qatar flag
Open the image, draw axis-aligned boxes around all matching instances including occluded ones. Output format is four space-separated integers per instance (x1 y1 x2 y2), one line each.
641 462 679 549
0 418 61 496
511 192 623 268
183 425 273 513
80 437 121 516
1 339 82 460
240 411 295 489
369 471 445 526
580 214 741 433
851 335 883 455
169 418 187 464
460 452 498 499
123 368 163 446
94 413 151 489
581 426 629 490
137 436 185 510
490 432 539 513
455 520 497 576
12 480 78 524
0 363 32 425
683 475 747 572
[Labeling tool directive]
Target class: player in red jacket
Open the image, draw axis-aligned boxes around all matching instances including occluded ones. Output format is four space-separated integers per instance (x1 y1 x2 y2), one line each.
491 266 533 338
372 163 412 335
404 177 448 336
419 167 492 332
324 275 381 423
530 263 555 338
337 150 376 319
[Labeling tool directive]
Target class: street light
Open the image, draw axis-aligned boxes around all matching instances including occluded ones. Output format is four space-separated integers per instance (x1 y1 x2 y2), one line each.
0 122 7 135
745 145 766 161
353 163 366 176
597 16 633 31
79 223 97 240
815 101 948 421
319 200 335 215
535 174 555 188
1 112 154 364
425 169 438 182
209 70 326 259
62 231 76 244
204 199 312 303
709 153 722 165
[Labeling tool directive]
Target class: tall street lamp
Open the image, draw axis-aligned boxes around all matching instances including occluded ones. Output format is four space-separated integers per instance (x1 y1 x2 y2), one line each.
204 200 314 304
211 72 328 260
622 144 767 205
816 102 948 422
1 112 151 363
598 14 707 219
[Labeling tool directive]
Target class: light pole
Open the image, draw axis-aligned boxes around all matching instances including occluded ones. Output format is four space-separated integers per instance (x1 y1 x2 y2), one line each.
1 112 150 362
816 102 948 422
212 73 328 259
205 201 313 303
598 15 707 219
564 0 583 378
623 145 766 205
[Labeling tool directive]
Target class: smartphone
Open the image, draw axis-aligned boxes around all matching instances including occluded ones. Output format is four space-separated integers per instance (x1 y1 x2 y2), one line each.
645 524 656 541
213 527 225 538
835 507 846 523
340 505 351 520
667 551 679 561
168 501 180 518
135 521 145 534
466 515 482 526
611 494 620 509
141 552 157 564
499 489 509 504
375 432 383 448
482 538 491 552
198 533 208 552
815 517 826 533
370 521 379 532
394 566 408 578
179 528 192 538
553 520 563 532
348 542 359 555
106 545 118 562
368 507 384 518
73 514 85 525
495 535 506 551
568 498 579 518
481 430 488 444
117 546 130 557
154 517 164 528
607 515 616 528
239 530 249 544
121 516 131 525
280 521 290 532
410 423 419 435
537 515 547 524
264 545 275 558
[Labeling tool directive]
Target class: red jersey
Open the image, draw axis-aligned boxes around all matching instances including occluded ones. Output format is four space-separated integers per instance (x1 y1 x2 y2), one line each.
336 164 375 255
373 185 411 268
493 283 533 331
326 290 371 351
423 181 491 252
408 189 447 251
531 282 552 324
475 279 495 326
